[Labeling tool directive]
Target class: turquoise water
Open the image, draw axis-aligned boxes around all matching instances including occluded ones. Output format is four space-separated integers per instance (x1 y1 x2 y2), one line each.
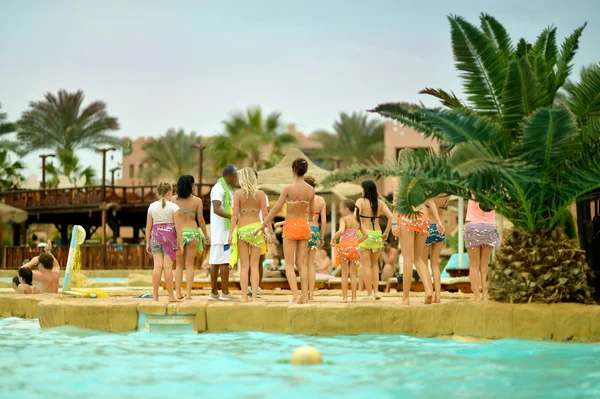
1 318 599 399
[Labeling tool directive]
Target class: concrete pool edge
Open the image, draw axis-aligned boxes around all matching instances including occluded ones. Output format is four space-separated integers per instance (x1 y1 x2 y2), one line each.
1 295 599 342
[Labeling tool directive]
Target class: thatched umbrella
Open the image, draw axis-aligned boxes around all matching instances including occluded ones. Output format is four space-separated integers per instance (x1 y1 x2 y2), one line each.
0 203 28 263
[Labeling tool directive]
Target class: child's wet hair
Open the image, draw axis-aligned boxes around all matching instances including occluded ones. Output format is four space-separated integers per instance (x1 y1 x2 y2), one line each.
18 267 33 285
12 275 20 287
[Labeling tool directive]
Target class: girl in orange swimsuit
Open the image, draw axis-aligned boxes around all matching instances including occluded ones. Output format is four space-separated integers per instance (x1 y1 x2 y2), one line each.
393 149 445 305
331 199 368 302
255 158 315 304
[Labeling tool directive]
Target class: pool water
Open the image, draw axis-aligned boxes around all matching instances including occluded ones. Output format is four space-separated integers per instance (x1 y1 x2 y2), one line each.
1 318 599 399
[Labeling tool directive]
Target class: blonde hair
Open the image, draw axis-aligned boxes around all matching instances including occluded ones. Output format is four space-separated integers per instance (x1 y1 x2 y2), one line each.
156 182 172 208
238 167 258 199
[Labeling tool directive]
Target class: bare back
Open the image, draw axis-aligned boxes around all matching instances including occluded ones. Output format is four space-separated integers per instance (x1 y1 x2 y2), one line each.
309 195 325 227
284 181 314 218
235 190 267 227
356 198 386 231
33 269 59 293
426 195 449 220
171 195 202 228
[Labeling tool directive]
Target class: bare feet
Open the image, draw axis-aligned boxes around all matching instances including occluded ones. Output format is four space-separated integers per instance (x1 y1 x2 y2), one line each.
152 297 159 302
168 297 179 303
241 298 248 303
396 298 410 305
341 297 348 303
424 291 433 305
185 295 192 300
362 296 375 301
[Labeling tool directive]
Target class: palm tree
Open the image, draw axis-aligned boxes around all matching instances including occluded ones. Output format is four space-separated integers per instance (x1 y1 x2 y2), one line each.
324 14 599 304
314 112 384 169
46 150 97 187
17 90 120 153
139 129 204 183
209 106 296 171
0 149 24 191
0 103 19 153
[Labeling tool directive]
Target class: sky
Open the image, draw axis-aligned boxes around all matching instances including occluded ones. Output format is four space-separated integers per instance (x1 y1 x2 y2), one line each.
1 0 599 179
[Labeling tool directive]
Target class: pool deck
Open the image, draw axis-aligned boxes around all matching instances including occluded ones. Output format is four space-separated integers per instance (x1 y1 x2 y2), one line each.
1 291 599 342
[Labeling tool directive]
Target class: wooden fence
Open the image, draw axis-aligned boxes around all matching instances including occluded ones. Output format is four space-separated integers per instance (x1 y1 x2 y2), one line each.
1 245 205 270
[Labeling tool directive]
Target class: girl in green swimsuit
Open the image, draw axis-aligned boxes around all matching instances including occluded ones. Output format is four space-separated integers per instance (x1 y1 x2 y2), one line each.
356 180 393 301
228 168 274 302
171 175 210 300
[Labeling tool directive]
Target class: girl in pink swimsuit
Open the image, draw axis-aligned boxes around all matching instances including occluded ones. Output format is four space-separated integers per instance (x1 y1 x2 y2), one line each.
331 199 368 302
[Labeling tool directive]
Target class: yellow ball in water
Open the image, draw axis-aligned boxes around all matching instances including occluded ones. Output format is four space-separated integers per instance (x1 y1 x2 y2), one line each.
290 345 322 365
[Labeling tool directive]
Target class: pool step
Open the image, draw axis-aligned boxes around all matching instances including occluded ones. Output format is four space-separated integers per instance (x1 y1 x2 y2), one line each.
138 312 196 333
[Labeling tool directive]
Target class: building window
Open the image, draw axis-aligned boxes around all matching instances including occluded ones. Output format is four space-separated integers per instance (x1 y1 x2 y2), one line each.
129 164 134 178
138 164 144 177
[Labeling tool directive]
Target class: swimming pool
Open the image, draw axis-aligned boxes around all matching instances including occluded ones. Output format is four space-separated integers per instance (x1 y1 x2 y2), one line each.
1 318 599 399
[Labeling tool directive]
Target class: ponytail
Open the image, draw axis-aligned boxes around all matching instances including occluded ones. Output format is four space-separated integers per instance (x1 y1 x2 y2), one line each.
156 182 172 208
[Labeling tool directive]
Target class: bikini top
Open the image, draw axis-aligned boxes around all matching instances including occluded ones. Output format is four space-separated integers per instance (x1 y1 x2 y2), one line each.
306 203 323 221
240 209 260 213
179 209 197 216
341 228 358 241
286 185 315 205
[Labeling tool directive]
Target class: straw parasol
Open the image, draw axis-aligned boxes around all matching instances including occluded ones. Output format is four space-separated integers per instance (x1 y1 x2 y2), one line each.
0 203 27 224
0 203 28 251
257 147 361 199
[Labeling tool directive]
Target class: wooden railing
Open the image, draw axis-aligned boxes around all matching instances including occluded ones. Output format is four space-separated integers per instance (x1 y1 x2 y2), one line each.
2 245 205 270
0 183 213 211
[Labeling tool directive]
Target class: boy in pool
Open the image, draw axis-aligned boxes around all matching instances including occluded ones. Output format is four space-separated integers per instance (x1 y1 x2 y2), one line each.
20 240 61 293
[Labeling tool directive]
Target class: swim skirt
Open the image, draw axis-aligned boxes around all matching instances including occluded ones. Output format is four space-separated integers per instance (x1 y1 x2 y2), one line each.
358 230 383 252
464 222 500 249
336 239 360 263
398 214 430 235
283 218 311 241
425 223 445 245
182 227 203 253
229 222 265 267
308 225 321 250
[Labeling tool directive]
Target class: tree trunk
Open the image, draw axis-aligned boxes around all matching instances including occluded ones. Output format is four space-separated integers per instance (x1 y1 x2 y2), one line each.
489 228 595 304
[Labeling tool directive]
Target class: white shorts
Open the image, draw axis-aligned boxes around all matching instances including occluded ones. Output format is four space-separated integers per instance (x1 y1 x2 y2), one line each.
209 244 231 265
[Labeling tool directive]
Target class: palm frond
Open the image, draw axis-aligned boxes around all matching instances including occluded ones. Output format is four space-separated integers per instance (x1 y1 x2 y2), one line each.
418 108 501 147
514 108 577 171
555 23 587 92
369 102 438 139
448 15 507 116
479 13 514 56
501 56 544 131
563 63 600 131
418 88 465 109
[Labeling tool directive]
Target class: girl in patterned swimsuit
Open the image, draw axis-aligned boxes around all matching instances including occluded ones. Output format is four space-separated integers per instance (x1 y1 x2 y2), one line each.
229 168 274 302
331 199 368 302
171 175 210 300
304 176 327 301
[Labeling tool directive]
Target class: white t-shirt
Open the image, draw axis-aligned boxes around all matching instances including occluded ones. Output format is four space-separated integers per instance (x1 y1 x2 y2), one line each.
148 200 179 224
210 183 233 245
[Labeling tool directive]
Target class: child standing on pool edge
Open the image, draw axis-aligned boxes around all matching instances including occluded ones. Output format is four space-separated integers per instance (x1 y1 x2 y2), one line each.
146 182 183 302
331 199 368 302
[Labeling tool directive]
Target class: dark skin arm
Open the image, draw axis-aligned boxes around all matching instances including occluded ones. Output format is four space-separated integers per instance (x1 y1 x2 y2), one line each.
212 200 231 219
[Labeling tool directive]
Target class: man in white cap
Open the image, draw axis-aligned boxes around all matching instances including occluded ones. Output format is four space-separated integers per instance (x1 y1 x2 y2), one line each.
209 164 238 300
